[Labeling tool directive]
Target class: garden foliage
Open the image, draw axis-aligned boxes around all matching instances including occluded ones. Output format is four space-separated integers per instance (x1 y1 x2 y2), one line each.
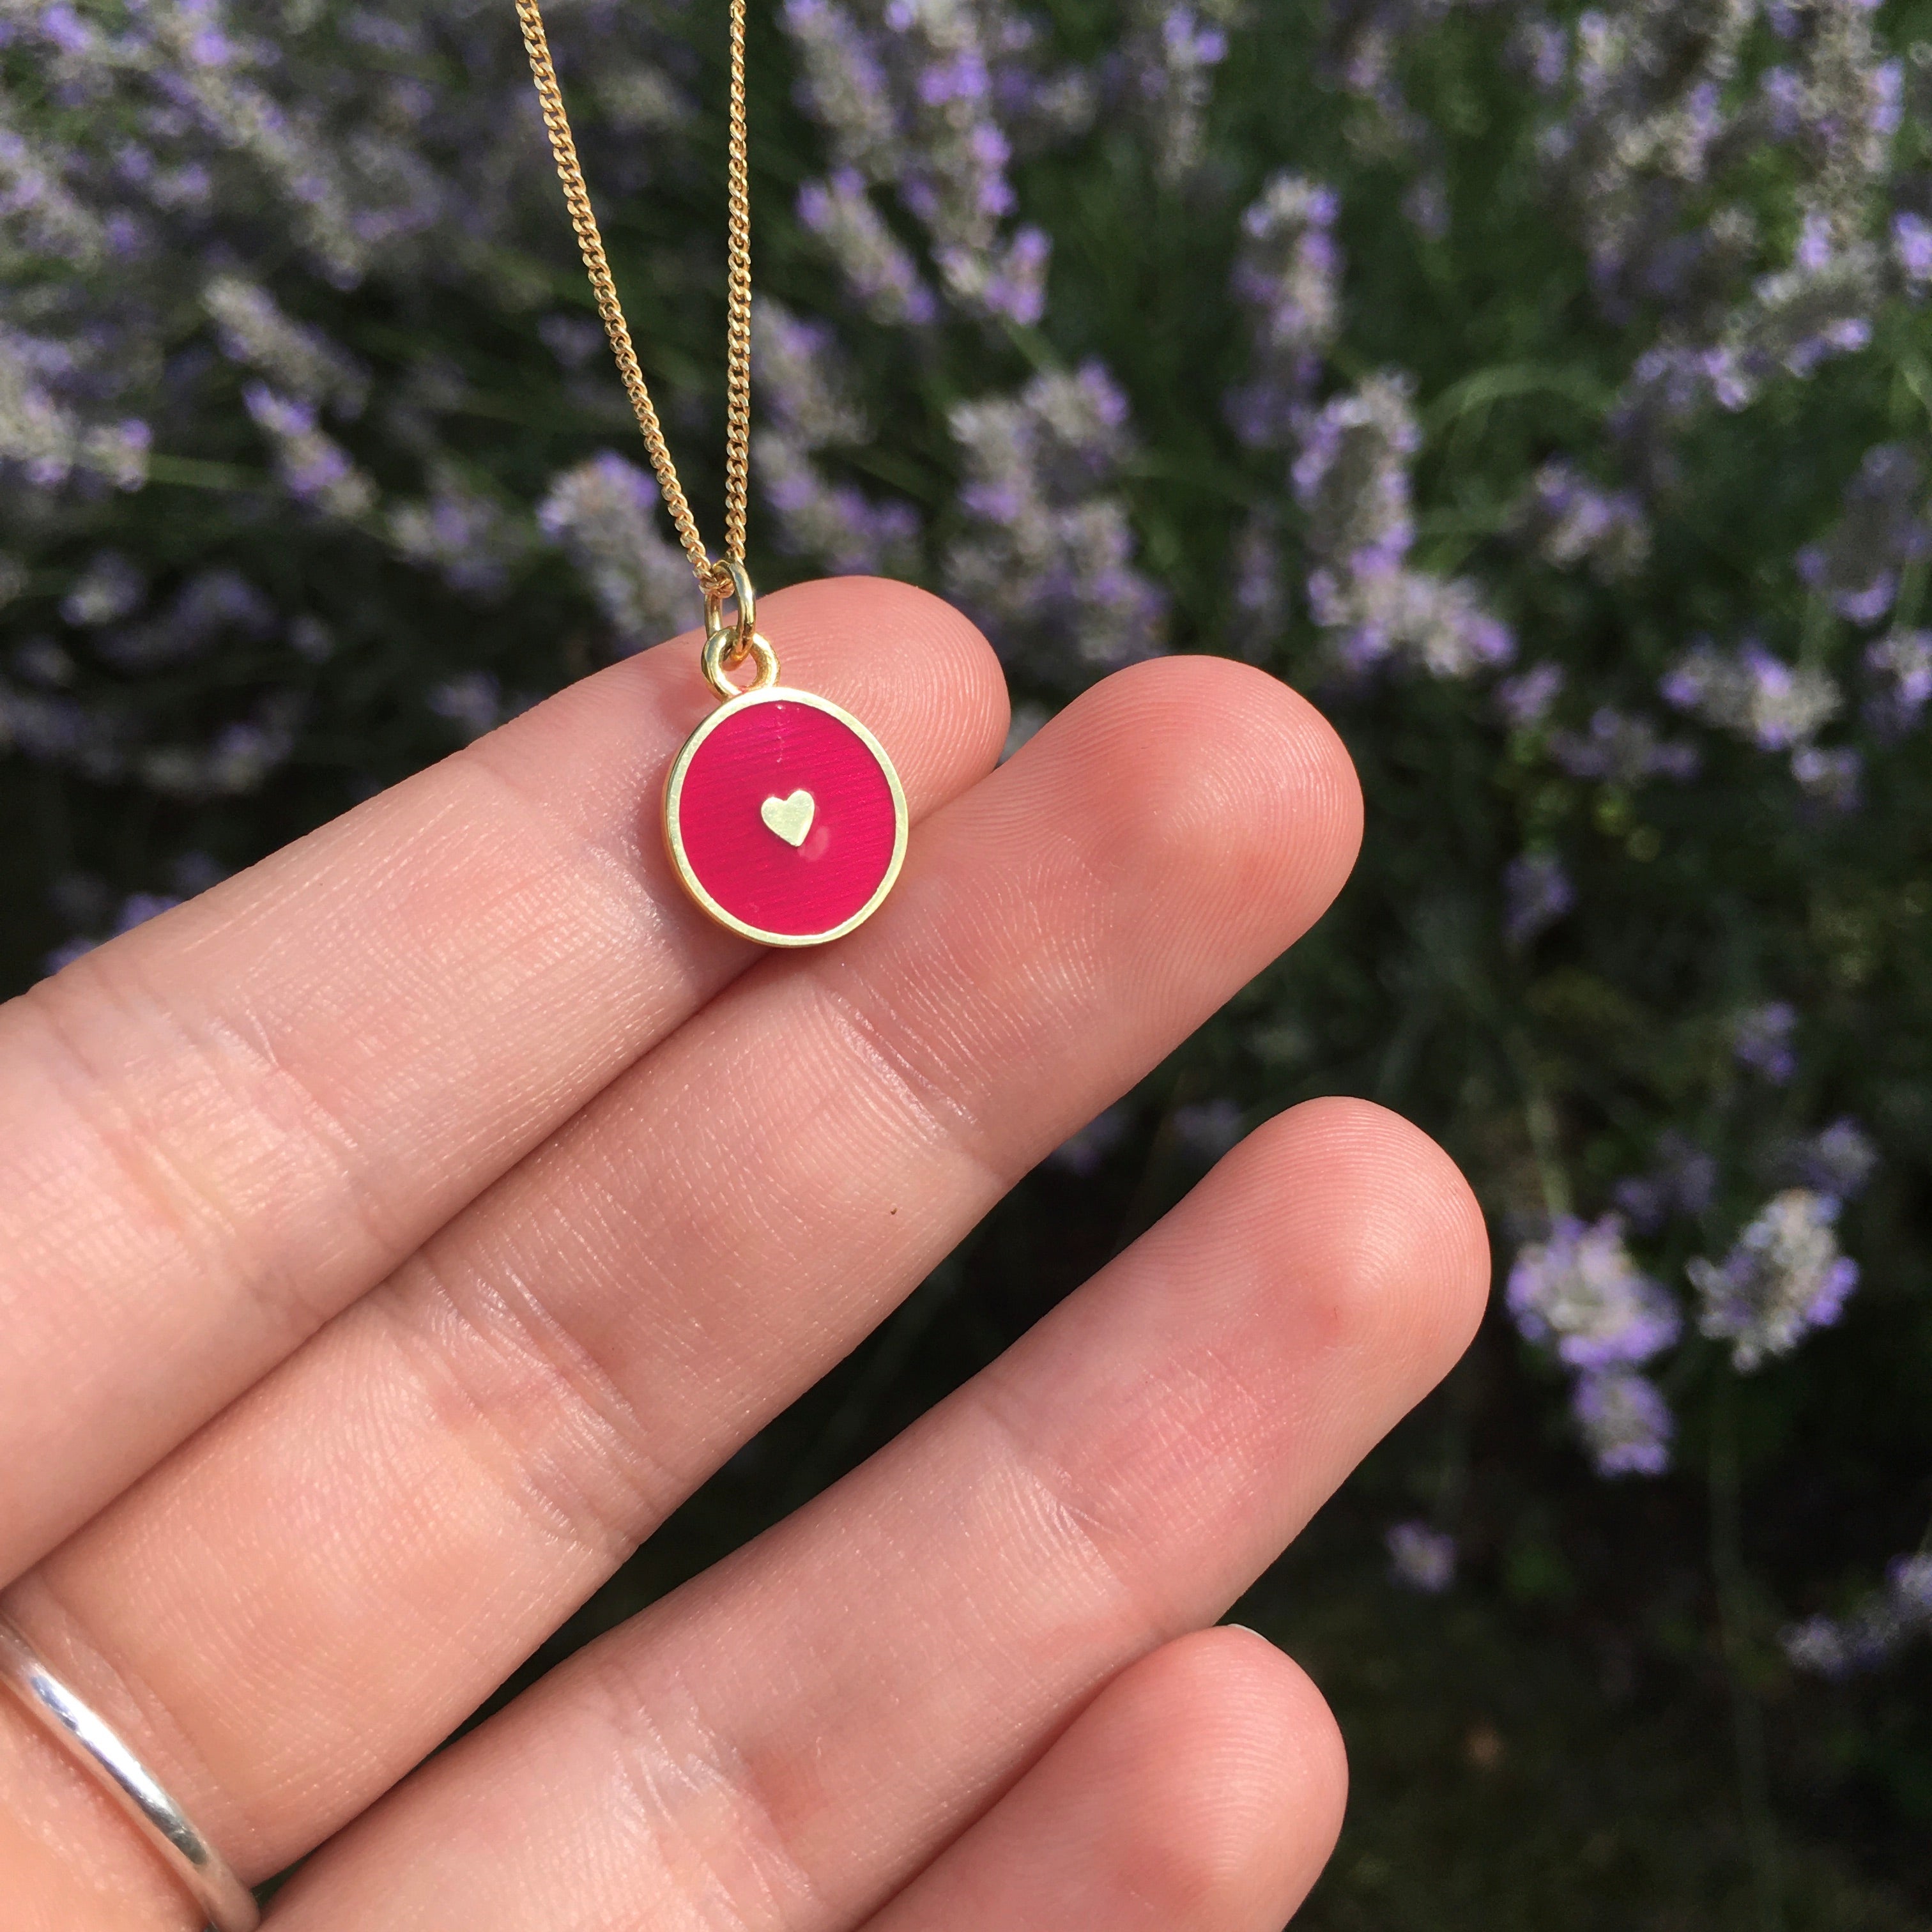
1 0 1929 1917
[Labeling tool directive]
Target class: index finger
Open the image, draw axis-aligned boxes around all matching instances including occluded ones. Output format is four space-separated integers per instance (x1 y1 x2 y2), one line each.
0 577 1006 1585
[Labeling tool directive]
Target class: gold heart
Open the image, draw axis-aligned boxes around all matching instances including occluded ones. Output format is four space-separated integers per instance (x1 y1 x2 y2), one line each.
760 788 816 848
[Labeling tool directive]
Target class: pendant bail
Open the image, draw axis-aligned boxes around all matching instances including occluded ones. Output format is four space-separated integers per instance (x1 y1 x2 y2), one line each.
698 558 778 700
702 558 758 662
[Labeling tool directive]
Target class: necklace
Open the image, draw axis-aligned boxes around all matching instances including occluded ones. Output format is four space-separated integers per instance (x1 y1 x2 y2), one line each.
516 0 908 947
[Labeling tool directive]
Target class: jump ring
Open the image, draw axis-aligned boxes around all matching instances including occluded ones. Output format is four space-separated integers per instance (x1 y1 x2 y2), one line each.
701 624 780 701
0 1616 260 1932
700 557 757 663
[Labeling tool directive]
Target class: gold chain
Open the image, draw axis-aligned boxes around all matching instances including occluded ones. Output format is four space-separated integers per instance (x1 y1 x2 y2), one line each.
514 0 751 600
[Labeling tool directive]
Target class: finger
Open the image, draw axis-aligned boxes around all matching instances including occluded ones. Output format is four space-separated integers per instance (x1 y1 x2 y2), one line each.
0 654 1363 1925
262 1100 1485 1932
0 576 1006 1581
862 1628 1346 1932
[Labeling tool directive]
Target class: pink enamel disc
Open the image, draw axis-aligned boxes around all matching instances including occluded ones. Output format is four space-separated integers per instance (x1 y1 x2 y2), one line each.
663 687 908 946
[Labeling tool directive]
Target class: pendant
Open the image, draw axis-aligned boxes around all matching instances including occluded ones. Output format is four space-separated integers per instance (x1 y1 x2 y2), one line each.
663 568 908 947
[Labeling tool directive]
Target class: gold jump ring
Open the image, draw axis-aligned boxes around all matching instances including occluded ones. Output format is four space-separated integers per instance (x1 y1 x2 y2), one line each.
701 624 779 702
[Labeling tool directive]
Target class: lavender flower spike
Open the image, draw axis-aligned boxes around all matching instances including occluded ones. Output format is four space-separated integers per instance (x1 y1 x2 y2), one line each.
1662 638 1841 751
1782 1553 1932 1680
1863 629 1932 738
1794 444 1931 626
536 453 691 657
1732 1001 1798 1084
1573 1370 1675 1478
1386 1521 1457 1594
1293 373 1513 680
798 172 940 328
1507 1215 1682 1371
1503 850 1575 948
1512 459 1651 581
1228 172 1342 448
1690 1189 1860 1372
1784 1117 1878 1200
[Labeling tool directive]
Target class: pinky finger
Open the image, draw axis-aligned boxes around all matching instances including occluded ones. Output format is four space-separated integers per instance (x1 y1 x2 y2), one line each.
861 1627 1347 1932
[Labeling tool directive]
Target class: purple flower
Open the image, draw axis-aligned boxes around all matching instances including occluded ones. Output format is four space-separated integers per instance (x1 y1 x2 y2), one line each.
537 453 691 655
241 383 371 518
1783 1553 1932 1680
1050 1103 1131 1176
1503 851 1575 947
1172 1099 1243 1162
1733 1002 1798 1084
1292 374 1512 679
1513 460 1650 580
1784 1117 1878 1200
390 470 531 599
1690 1190 1859 1371
112 891 180 934
427 671 503 739
42 935 98 977
1782 1614 1853 1679
1515 18 1568 91
1162 7 1227 69
1508 1216 1682 1372
1863 629 1932 737
1549 708 1699 785
944 364 1167 677
537 314 604 369
1889 1554 1932 1621
799 171 940 328
1497 662 1565 730
1229 508 1285 657
1893 211 1932 288
98 570 275 671
1228 172 1341 448
974 224 1050 326
1386 1521 1457 1593
1794 445 1930 625
1613 1131 1717 1232
1663 641 1840 752
1573 1370 1675 1478
1790 744 1862 811
60 551 146 628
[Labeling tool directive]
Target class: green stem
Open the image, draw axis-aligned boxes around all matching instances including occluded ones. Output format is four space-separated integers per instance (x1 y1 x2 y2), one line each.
1710 1373 1785 1932
1896 556 1928 632
143 453 264 491
1798 592 1835 671
1505 1033 1570 1220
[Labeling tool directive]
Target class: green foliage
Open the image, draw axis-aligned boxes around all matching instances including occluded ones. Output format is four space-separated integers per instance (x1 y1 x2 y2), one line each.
3 0 1930 1917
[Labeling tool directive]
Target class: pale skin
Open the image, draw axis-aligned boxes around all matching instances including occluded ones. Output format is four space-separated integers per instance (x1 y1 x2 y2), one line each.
0 578 1489 1932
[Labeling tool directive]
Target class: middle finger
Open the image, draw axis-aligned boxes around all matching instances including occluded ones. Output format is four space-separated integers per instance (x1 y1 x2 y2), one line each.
0 654 1360 1915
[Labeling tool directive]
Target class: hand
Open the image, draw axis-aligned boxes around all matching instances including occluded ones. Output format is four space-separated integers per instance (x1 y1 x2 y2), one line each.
0 579 1485 1932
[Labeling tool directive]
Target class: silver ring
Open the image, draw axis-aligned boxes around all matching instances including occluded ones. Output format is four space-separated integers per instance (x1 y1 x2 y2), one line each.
0 1615 259 1932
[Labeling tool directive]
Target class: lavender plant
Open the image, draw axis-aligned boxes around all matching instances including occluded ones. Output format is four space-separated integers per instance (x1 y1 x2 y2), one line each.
3 0 1931 1917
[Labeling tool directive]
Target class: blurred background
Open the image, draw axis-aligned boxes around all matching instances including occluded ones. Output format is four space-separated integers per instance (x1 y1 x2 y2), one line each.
3 0 1930 1922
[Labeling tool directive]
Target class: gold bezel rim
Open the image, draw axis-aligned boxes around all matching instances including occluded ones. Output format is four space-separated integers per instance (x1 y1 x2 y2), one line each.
662 685 910 948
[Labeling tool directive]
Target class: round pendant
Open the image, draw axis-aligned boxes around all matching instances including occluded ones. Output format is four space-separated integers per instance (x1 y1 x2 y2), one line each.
663 686 908 947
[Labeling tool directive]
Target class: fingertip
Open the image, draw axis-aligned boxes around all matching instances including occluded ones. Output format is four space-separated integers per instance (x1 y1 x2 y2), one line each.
1076 1627 1349 1925
1011 654 1363 968
1137 1625 1349 1837
1222 1096 1493 1381
1147 652 1363 862
762 577 1011 793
